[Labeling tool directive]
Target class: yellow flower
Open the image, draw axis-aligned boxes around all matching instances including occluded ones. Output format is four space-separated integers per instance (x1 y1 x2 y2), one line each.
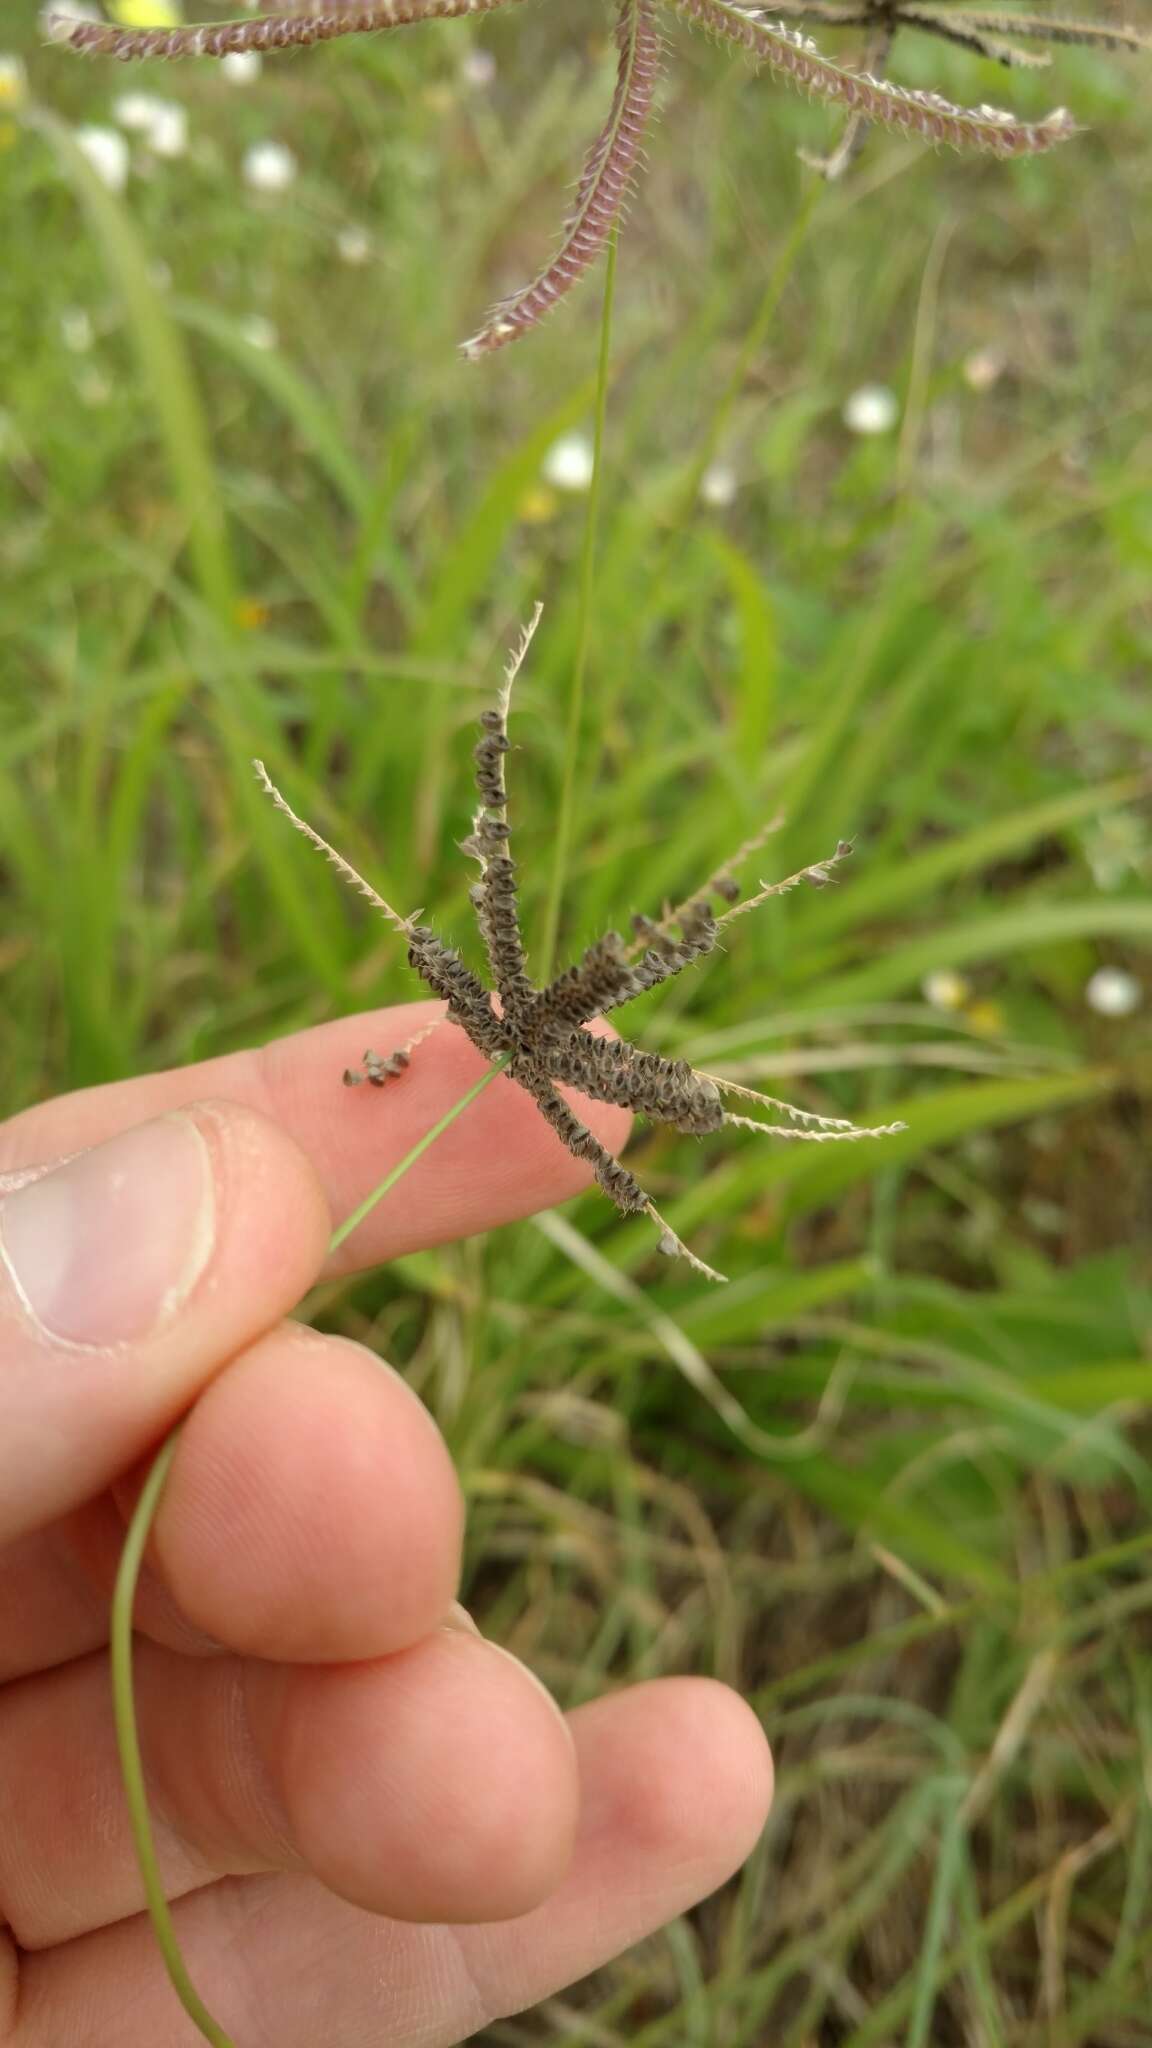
963 999 1005 1039
922 970 970 1013
518 487 558 526
0 56 28 111
109 0 184 27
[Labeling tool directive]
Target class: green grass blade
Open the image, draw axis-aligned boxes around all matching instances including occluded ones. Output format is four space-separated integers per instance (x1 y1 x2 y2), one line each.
29 110 237 626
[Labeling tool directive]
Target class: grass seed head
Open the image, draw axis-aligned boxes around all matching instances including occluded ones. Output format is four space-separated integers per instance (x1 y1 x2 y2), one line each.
45 0 1138 343
258 616 906 1280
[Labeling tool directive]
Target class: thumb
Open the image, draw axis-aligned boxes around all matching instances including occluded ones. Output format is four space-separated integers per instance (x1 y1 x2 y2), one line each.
0 1102 330 1544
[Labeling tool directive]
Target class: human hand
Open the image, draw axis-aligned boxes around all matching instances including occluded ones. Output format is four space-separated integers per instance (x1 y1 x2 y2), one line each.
0 1002 773 2046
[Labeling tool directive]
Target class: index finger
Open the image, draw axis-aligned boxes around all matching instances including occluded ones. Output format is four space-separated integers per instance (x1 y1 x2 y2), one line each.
0 1003 633 1277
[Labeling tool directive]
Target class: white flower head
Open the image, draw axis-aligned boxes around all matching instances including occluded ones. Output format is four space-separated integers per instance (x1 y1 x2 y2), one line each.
963 345 1007 394
461 48 496 89
336 224 371 267
221 51 263 84
75 126 130 194
243 140 298 194
116 95 188 158
114 92 166 133
543 432 595 494
923 970 969 1013
241 314 278 353
1085 967 1141 1018
0 55 28 111
151 103 188 158
843 384 899 436
700 461 738 509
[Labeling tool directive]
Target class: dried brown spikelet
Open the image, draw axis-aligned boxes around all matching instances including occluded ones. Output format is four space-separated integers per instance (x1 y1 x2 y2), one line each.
258 615 905 1280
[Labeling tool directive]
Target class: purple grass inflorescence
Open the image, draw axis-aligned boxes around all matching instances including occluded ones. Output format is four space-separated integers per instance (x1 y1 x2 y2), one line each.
47 0 1147 347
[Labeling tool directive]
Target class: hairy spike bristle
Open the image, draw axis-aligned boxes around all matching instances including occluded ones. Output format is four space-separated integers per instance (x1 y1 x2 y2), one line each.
45 0 527 63
698 1071 860 1129
499 599 543 718
893 10 1051 68
48 0 1140 347
462 0 664 358
718 839 856 926
646 1202 728 1282
678 0 1079 155
914 7 1152 56
252 761 414 935
626 814 785 960
741 2 875 20
799 16 892 175
725 1111 908 1140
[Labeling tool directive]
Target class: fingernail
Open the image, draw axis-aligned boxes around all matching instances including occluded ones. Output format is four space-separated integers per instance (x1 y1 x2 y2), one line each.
441 1600 482 1637
484 1640 572 1736
0 1113 216 1348
437 1617 570 1729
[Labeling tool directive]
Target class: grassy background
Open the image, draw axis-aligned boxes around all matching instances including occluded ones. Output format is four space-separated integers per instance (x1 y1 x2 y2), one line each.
3 3 1151 2040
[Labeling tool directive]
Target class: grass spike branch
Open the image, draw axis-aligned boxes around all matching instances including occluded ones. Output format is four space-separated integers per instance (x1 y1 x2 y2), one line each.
715 837 857 926
258 616 904 1282
463 0 663 357
731 0 1149 171
460 600 541 1020
678 0 1078 156
893 10 1056 67
697 1071 861 1128
45 0 531 62
46 0 1145 338
252 759 415 937
724 1111 907 1139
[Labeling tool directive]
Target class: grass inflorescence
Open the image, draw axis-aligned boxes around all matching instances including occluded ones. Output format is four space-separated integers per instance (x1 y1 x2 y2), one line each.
258 605 905 1282
47 0 1150 348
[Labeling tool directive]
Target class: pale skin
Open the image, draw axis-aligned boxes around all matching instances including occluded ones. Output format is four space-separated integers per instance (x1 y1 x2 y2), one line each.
0 999 772 2047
